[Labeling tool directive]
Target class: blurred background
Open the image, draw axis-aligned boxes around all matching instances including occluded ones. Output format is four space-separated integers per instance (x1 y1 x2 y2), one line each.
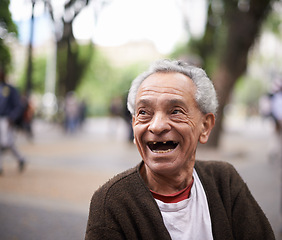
0 0 282 239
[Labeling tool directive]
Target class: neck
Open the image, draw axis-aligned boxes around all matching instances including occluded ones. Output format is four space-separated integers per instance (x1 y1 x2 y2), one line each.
140 163 194 195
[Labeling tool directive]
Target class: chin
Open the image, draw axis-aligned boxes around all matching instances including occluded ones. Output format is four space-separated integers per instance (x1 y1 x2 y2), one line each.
145 158 180 175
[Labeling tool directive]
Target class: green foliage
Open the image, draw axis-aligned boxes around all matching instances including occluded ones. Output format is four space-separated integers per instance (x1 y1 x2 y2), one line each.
32 57 47 93
17 56 47 94
56 39 94 96
0 43 11 71
263 1 282 35
170 42 190 59
113 61 149 97
170 1 229 76
76 51 111 116
234 75 266 108
57 44 68 79
0 0 18 34
76 48 149 116
0 0 18 72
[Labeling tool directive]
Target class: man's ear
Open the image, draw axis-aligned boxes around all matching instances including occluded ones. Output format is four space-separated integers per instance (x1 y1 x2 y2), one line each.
199 113 215 144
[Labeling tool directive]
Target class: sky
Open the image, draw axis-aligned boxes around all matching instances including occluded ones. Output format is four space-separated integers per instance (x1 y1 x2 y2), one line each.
9 0 207 54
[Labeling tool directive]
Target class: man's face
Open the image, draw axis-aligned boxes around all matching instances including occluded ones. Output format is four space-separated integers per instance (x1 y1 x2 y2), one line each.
132 72 210 177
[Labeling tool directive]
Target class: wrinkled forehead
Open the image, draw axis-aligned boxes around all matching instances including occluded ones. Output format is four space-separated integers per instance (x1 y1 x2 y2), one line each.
136 72 196 98
134 72 198 111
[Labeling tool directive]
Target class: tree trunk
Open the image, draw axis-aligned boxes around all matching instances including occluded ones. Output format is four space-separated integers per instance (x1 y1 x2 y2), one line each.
56 20 93 98
56 21 77 97
206 0 273 147
25 1 35 97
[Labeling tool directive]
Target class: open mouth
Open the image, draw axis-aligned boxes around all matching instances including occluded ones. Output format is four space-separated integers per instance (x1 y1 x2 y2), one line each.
148 141 178 153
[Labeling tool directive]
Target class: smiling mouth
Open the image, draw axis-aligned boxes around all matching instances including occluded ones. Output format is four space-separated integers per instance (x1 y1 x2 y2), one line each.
148 141 179 153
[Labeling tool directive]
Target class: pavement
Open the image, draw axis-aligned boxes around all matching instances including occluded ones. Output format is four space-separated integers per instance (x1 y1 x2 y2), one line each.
0 116 281 240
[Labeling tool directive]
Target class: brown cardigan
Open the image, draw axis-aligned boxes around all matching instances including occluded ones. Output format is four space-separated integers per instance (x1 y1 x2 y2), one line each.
85 160 275 240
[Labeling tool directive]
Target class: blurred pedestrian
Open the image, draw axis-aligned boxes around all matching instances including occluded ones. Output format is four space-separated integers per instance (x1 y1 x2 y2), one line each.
64 91 80 134
85 59 274 239
109 96 123 117
109 95 134 142
78 99 87 127
271 81 282 134
14 93 34 140
0 66 26 175
260 77 282 162
108 96 123 137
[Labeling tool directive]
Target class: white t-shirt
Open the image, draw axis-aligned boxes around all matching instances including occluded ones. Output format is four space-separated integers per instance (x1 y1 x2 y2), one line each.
155 169 213 240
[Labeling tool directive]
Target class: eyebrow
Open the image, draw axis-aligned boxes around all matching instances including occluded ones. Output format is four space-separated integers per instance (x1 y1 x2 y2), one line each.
136 99 151 107
136 98 186 107
167 99 186 106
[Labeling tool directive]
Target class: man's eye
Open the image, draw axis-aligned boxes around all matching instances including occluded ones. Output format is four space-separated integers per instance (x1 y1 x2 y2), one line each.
172 109 181 114
138 110 146 115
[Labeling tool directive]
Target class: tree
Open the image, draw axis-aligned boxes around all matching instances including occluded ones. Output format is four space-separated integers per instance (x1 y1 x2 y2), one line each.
179 0 277 147
210 0 277 147
44 0 93 97
0 0 18 73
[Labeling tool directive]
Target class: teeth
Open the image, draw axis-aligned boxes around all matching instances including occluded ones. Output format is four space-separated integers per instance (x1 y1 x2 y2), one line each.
151 141 168 144
153 149 173 153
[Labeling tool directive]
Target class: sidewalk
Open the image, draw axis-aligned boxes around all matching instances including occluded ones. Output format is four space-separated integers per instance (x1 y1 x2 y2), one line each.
0 117 281 239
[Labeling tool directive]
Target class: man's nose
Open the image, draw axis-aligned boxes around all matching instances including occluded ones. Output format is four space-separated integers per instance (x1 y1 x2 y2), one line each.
148 112 171 134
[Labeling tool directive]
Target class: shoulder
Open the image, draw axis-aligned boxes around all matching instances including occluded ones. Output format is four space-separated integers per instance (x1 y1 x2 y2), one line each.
90 163 145 203
195 160 238 175
194 161 275 239
87 163 152 226
195 160 239 179
195 160 244 195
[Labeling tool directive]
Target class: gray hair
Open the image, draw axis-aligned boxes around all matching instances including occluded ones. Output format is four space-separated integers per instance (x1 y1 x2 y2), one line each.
127 59 218 116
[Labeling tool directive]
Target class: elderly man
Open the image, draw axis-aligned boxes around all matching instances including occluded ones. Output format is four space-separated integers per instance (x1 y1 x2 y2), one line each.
85 59 274 239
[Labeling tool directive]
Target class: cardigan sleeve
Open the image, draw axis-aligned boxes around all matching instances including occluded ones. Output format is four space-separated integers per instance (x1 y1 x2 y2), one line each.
85 225 125 240
195 160 275 240
85 187 123 240
85 164 172 240
231 180 275 240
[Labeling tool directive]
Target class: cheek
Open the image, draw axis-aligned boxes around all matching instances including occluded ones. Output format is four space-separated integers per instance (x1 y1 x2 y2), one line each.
132 124 145 144
179 123 201 144
133 117 147 133
133 128 148 159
